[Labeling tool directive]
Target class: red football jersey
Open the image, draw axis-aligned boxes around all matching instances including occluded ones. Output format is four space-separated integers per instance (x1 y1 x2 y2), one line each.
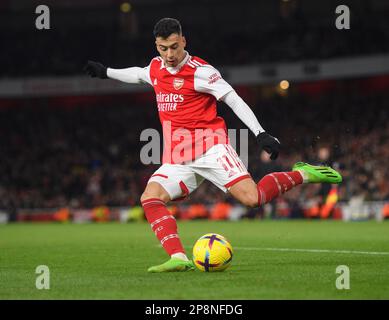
148 53 234 164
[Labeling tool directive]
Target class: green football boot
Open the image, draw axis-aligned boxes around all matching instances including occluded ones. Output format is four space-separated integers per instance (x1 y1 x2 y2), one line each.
292 162 342 184
147 257 195 273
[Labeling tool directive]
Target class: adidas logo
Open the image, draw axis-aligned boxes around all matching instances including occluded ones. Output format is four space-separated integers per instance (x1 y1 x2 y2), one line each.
153 79 158 85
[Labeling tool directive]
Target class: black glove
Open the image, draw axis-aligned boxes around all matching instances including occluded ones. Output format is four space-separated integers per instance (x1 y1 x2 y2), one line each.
84 60 108 79
256 132 280 160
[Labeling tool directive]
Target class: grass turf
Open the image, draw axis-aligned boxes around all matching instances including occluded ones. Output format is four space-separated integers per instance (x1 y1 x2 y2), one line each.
1 220 388 299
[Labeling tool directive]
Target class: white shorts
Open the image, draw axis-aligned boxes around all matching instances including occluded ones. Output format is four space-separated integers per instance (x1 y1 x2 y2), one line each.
148 144 251 200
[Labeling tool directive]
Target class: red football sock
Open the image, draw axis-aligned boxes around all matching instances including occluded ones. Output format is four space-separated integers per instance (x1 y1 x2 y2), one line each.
257 172 303 206
141 198 185 256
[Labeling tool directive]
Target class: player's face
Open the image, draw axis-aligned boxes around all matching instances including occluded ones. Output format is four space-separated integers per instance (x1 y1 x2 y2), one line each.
155 33 187 68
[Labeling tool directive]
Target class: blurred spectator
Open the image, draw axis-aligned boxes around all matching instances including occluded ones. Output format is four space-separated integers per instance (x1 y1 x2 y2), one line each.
2 2 389 77
0 84 388 212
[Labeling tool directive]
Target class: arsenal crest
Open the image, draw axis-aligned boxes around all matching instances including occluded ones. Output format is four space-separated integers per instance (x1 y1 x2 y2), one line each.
173 78 184 90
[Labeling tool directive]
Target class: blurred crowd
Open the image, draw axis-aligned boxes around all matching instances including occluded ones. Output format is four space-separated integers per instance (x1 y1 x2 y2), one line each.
1 85 388 214
2 1 389 77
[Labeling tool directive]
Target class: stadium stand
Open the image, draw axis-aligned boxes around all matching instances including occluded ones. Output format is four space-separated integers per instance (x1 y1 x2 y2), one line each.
1 79 388 219
2 0 389 77
1 0 388 221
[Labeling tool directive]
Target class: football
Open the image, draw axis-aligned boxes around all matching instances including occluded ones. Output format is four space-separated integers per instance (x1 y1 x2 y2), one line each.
192 233 233 272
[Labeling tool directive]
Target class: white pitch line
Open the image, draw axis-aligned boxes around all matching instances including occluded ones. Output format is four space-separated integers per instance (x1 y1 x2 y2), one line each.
182 245 389 256
233 246 389 256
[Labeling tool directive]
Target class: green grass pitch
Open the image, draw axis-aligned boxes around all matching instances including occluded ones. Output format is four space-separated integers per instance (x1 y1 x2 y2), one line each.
1 220 389 299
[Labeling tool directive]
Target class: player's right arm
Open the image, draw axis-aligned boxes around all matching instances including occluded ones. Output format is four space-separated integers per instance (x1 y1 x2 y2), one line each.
84 60 152 85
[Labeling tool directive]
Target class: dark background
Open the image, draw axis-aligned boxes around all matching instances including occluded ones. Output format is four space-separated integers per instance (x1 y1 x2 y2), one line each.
1 0 388 219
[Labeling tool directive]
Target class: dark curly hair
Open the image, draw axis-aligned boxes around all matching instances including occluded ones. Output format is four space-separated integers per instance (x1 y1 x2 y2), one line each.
153 18 182 39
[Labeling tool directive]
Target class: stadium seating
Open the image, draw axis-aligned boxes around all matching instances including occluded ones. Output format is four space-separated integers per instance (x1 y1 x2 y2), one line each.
1 82 388 219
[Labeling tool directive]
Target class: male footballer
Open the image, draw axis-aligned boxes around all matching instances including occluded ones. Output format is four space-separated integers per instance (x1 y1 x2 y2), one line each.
85 18 342 272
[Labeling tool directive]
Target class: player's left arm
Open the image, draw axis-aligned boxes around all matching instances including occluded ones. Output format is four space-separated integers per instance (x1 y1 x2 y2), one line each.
194 65 280 160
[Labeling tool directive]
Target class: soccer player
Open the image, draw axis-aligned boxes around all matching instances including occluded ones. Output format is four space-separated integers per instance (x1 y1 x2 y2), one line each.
84 18 342 272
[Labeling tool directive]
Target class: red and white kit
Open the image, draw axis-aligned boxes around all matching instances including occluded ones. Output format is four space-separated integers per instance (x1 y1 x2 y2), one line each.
106 51 304 259
107 51 264 199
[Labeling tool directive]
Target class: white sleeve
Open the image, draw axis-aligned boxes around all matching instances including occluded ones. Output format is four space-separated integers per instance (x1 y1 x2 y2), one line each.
107 65 152 85
221 90 265 136
194 65 234 100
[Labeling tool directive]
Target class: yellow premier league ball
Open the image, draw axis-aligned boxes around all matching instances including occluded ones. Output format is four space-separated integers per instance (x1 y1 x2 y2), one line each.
192 233 233 272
